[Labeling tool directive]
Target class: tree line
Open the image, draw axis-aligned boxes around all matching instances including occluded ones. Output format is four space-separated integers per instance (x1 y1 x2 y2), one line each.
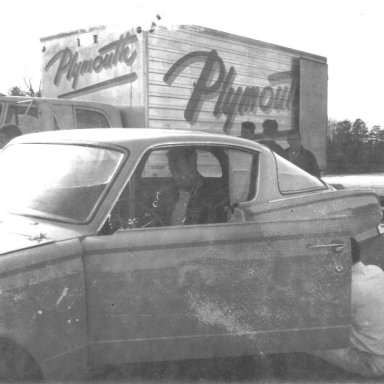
8 81 41 97
328 118 384 174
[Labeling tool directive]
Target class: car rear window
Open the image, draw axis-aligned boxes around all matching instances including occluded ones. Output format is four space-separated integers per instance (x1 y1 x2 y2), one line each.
75 108 110 128
276 155 327 194
142 149 222 178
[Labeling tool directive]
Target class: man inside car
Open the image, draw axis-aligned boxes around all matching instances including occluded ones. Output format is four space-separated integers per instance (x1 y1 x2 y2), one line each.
155 147 227 226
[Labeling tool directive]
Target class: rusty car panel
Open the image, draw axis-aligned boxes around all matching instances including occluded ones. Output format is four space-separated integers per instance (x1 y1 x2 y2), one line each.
0 129 381 380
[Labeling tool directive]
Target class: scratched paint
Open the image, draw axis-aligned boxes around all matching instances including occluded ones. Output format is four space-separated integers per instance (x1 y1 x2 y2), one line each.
56 287 69 306
187 291 254 336
180 247 349 336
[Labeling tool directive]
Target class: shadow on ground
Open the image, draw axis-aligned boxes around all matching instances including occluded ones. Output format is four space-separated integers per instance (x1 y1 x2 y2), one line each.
94 353 373 382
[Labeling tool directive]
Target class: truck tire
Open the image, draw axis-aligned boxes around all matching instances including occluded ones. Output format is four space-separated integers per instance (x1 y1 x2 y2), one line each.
0 340 43 382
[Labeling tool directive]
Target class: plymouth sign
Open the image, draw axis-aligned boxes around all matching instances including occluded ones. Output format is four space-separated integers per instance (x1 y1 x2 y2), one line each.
44 32 138 99
164 49 298 133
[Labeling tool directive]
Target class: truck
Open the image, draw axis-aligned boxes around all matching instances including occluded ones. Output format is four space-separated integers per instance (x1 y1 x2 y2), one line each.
0 95 123 133
40 24 328 169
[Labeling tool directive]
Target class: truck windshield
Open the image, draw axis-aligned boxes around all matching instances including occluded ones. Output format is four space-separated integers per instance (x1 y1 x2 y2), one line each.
0 143 125 222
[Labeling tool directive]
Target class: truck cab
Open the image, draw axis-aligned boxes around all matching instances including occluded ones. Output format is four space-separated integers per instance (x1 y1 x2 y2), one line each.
0 96 123 134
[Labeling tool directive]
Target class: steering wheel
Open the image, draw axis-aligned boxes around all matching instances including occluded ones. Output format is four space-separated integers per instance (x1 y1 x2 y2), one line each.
109 198 165 231
134 200 165 228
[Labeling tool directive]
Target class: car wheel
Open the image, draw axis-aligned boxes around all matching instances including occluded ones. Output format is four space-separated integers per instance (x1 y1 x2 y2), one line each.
0 341 43 382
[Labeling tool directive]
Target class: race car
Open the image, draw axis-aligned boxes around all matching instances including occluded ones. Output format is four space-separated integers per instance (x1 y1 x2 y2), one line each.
0 128 381 380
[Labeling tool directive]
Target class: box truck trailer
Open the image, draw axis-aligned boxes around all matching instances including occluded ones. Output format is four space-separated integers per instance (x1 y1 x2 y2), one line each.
39 24 328 168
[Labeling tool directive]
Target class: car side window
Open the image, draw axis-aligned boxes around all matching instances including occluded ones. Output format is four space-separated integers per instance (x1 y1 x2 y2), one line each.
101 146 232 234
137 146 226 227
101 145 259 235
52 104 74 130
276 155 326 194
75 108 110 128
228 149 257 204
5 104 39 134
141 149 222 178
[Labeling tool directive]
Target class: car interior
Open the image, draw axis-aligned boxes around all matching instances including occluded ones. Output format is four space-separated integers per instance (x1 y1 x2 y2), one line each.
100 145 259 234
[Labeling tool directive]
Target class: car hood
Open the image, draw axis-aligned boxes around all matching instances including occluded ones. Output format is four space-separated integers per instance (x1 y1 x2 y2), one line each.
0 214 83 255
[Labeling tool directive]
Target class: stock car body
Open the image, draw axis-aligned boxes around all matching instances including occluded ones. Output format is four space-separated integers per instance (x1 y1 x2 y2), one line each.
0 129 382 380
323 173 384 218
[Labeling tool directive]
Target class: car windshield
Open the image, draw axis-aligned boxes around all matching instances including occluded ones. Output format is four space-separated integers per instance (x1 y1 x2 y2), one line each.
0 143 125 222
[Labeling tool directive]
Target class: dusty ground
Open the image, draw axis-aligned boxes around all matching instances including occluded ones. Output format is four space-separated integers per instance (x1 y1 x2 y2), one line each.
93 353 383 383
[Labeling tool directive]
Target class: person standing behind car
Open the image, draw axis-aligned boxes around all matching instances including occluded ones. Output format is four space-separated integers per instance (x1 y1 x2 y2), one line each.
258 119 285 157
0 125 22 149
285 130 320 177
239 121 256 141
312 238 384 378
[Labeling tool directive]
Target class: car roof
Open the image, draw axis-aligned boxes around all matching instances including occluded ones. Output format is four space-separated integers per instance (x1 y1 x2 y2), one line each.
0 95 118 108
12 128 266 150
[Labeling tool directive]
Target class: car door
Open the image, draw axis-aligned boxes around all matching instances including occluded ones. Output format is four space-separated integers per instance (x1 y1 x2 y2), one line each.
81 144 351 372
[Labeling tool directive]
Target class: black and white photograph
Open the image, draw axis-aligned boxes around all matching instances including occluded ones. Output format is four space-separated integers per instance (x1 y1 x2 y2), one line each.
0 1 383 383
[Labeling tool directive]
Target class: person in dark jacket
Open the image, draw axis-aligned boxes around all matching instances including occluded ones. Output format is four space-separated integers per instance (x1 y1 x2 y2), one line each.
239 121 256 141
285 130 320 177
258 119 285 157
155 147 227 226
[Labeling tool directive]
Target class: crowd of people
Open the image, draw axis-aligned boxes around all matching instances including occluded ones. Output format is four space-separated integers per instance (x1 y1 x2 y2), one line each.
240 119 320 177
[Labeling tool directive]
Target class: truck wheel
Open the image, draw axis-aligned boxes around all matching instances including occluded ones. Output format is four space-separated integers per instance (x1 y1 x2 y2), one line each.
0 341 43 382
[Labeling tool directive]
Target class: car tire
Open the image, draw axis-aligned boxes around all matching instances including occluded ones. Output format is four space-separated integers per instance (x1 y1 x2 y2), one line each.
0 340 44 382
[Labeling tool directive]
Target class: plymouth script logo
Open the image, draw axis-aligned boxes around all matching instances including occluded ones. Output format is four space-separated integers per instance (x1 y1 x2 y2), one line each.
45 32 138 99
164 50 298 133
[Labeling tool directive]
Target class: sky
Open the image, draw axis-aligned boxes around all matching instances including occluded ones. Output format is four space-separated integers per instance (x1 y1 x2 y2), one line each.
1 0 383 127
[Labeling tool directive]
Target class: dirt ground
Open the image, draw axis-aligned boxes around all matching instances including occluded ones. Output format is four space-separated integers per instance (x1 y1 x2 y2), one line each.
93 353 383 383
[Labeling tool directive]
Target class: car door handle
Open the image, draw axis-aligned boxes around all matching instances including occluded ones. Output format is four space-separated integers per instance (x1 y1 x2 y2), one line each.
307 243 345 252
308 243 346 272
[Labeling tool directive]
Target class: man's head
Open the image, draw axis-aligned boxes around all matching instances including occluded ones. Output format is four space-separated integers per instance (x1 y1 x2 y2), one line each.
167 147 198 190
241 121 256 140
0 125 22 149
262 119 278 140
351 238 361 265
286 130 302 151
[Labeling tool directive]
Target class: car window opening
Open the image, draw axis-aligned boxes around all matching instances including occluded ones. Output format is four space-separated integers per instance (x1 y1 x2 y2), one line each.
100 146 259 234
